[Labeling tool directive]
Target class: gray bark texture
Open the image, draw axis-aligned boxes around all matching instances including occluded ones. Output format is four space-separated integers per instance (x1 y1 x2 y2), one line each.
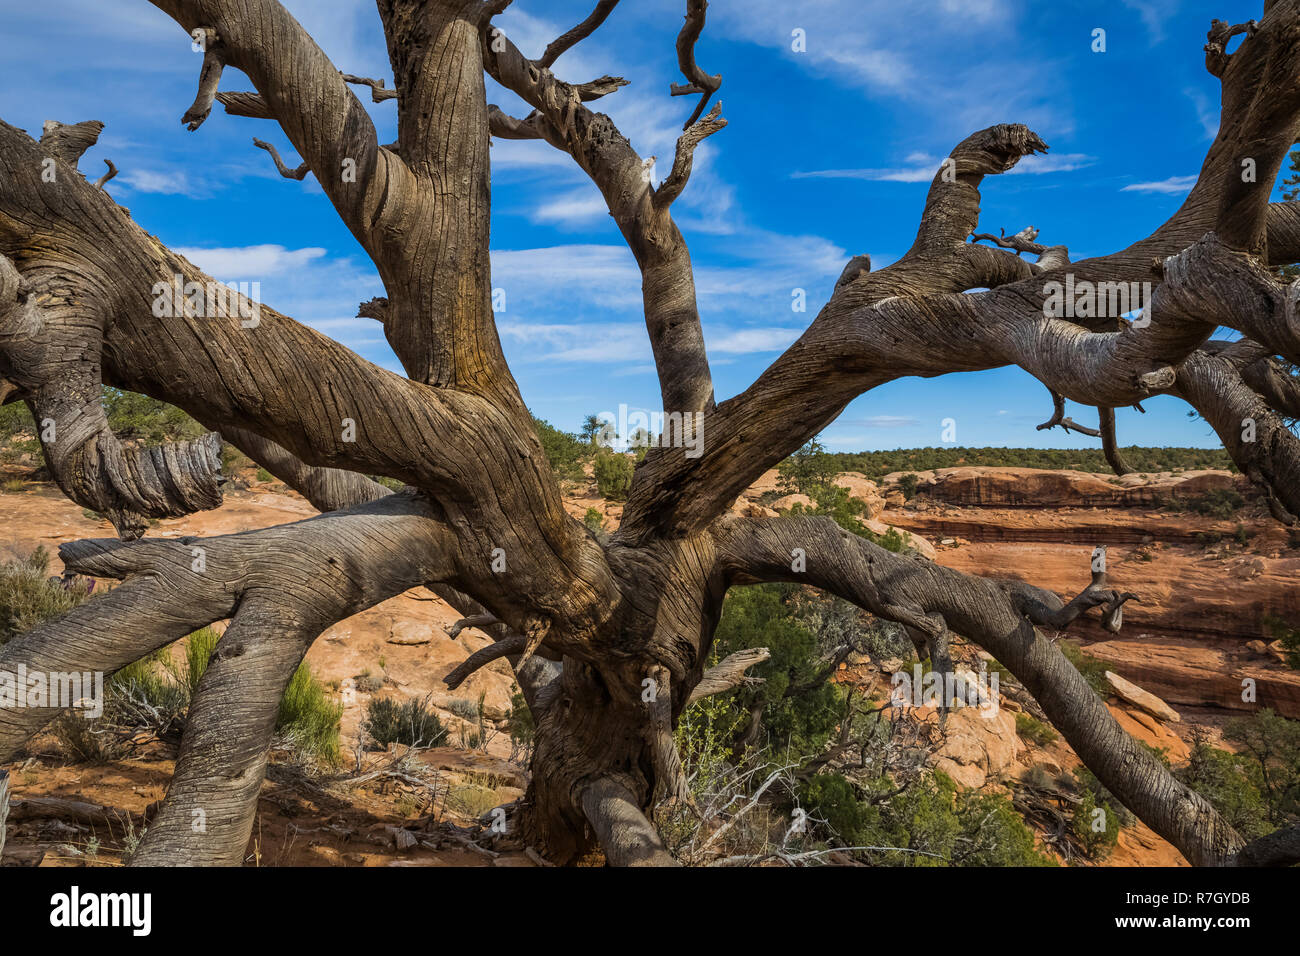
1 0 1299 866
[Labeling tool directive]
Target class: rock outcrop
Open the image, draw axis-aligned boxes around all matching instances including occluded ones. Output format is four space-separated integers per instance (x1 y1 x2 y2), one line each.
883 467 1249 509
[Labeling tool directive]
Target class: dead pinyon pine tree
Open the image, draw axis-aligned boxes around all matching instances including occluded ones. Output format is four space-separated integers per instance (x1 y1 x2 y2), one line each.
1 0 1299 867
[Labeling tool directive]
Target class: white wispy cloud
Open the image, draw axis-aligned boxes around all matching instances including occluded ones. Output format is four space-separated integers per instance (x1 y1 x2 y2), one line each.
709 0 1066 135
793 151 1094 184
173 245 328 279
530 187 610 227
850 415 923 429
1121 175 1198 195
120 168 206 197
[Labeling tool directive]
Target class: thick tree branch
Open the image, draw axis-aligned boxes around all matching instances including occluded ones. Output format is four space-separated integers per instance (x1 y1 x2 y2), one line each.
537 0 620 69
670 0 721 129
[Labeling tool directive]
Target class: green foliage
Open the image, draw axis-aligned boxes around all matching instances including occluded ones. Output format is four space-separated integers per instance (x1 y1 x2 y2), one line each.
276 661 344 764
531 413 587 481
777 437 838 495
709 584 844 758
799 773 869 844
0 548 93 645
1223 708 1300 825
583 507 605 533
823 446 1234 480
507 687 535 747
1263 615 1300 669
1058 640 1111 699
844 771 1054 866
102 388 206 444
1166 488 1245 519
897 472 920 500
788 484 907 552
255 467 273 483
580 414 603 447
593 450 634 500
1176 733 1273 840
362 694 447 749
163 627 220 700
0 400 35 440
1073 789 1121 858
1015 712 1059 746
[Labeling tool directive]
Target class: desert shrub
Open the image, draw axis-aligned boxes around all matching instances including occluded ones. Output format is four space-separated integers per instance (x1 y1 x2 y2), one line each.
848 771 1054 866
593 451 634 500
507 687 535 748
799 772 868 845
583 507 605 533
1186 488 1245 519
1262 615 1300 669
824 446 1233 480
1223 709 1300 824
51 712 128 764
710 584 844 759
1176 733 1272 840
897 472 920 499
362 694 446 749
220 442 252 474
0 400 35 439
788 484 908 552
531 413 586 481
103 388 206 444
276 661 343 764
1015 713 1059 746
447 779 502 819
1058 640 1111 698
354 669 384 693
777 437 838 495
161 627 220 701
448 697 480 719
255 467 273 482
0 548 93 645
1072 789 1121 859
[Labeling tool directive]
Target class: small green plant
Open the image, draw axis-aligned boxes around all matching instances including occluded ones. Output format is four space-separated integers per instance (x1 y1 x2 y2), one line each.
897 472 920 500
255 467 273 483
1187 488 1245 519
507 686 535 760
583 506 605 533
276 661 344 764
593 451 634 500
1073 788 1121 859
361 694 446 749
448 697 480 720
0 548 94 645
1059 640 1111 699
1015 713 1059 746
1262 615 1300 669
0 476 25 494
163 627 220 700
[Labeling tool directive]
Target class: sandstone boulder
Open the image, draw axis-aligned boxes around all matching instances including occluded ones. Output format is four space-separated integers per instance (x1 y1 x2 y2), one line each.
770 493 814 511
929 706 1023 789
1105 670 1181 723
832 472 884 517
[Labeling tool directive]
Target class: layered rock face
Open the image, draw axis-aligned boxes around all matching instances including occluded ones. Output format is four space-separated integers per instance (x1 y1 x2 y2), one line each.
886 467 1250 509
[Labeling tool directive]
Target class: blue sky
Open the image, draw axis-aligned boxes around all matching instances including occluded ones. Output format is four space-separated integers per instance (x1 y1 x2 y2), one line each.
1 0 1288 451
